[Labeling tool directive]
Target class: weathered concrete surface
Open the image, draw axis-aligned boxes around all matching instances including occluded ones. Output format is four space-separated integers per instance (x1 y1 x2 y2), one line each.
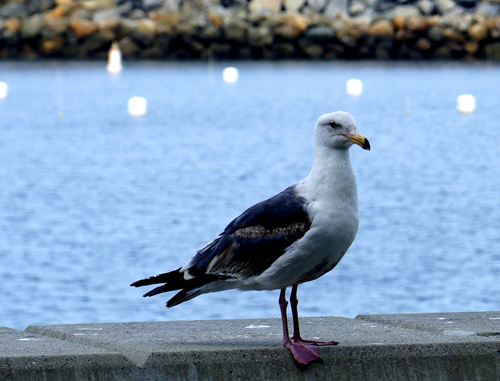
0 326 134 380
0 312 498 380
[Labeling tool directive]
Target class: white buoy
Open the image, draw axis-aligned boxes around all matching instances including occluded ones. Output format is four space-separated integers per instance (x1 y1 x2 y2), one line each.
456 94 476 114
128 96 147 116
222 67 238 83
0 82 8 99
346 79 363 96
107 41 122 74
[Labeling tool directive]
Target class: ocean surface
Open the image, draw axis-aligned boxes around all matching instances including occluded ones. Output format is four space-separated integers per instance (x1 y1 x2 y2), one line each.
1 60 499 331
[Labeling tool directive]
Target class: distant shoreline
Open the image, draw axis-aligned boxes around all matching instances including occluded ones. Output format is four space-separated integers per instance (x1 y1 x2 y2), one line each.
1 0 500 60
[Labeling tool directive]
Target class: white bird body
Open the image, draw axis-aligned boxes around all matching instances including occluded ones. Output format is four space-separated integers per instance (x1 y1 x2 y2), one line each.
131 111 370 365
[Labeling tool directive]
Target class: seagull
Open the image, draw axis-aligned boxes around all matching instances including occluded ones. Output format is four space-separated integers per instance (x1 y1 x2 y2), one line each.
131 111 370 365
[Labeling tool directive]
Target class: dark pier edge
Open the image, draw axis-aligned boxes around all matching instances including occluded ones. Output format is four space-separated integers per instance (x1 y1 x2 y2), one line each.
1 312 499 380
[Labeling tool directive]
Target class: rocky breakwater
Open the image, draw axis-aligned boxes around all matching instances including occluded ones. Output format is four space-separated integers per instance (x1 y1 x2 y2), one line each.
1 0 500 59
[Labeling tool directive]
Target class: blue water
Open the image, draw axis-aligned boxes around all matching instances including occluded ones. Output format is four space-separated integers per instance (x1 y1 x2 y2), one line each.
1 61 500 331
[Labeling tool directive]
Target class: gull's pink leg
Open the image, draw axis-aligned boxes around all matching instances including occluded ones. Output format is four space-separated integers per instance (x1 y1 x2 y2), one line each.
290 285 338 347
279 288 319 365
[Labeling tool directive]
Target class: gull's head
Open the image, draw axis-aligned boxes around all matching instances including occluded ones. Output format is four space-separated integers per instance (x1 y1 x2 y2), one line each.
314 111 370 151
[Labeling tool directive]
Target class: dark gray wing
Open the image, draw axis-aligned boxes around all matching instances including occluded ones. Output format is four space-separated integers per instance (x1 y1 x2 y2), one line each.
185 185 311 279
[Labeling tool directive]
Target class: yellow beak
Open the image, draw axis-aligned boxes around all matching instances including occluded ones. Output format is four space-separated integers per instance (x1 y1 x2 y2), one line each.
346 131 370 151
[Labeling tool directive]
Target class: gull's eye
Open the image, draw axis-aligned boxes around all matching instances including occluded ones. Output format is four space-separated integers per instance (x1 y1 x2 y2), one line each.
329 121 339 128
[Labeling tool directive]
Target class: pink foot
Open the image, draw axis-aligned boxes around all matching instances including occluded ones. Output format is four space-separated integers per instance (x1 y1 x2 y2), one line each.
284 341 320 365
294 338 339 347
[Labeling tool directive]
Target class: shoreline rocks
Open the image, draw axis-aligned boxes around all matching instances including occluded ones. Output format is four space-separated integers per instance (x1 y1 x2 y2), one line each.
1 0 500 59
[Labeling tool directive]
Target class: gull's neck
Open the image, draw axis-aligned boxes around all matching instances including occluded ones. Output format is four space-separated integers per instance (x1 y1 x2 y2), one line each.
301 145 358 208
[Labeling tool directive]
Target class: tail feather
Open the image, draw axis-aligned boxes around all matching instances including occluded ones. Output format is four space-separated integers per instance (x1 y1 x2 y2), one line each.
130 267 183 288
131 267 233 305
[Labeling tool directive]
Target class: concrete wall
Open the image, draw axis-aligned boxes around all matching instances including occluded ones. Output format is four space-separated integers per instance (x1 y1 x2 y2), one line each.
1 312 500 380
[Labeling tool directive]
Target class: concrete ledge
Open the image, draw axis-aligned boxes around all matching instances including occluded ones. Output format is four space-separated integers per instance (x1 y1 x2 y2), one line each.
1 312 499 380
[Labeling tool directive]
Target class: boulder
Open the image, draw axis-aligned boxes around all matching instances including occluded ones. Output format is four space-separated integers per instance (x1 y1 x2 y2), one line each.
406 16 430 31
464 40 478 54
41 35 64 54
365 19 394 37
390 5 421 18
0 2 28 18
349 1 367 16
80 0 116 12
435 0 457 14
468 22 488 40
21 14 44 38
4 17 22 33
43 15 69 33
118 36 141 57
247 25 273 45
134 18 157 44
324 0 348 17
307 0 328 12
93 2 132 23
248 0 281 14
304 24 336 40
26 0 55 15
416 37 432 50
417 0 434 15
283 0 304 12
69 18 98 37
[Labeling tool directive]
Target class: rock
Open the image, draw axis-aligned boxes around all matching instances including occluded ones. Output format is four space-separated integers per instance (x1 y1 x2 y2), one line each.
161 0 181 12
26 0 55 15
199 24 221 39
282 12 309 32
442 27 465 42
134 18 157 44
118 36 141 57
46 4 74 18
349 1 367 16
80 0 116 12
248 0 281 13
464 40 478 54
70 8 93 20
283 0 304 12
0 2 28 18
43 15 69 33
128 9 146 20
468 23 488 40
365 19 394 37
417 0 434 15
416 37 432 50
392 15 405 29
4 17 22 33
304 24 336 40
390 5 421 18
274 42 296 57
93 3 132 23
435 0 457 14
82 29 115 51
302 42 323 57
224 18 249 42
307 0 328 12
41 35 64 54
486 41 500 58
97 17 120 31
406 16 430 31
69 18 98 37
324 0 348 17
21 14 44 38
476 1 500 16
140 45 163 57
248 25 273 45
143 0 164 12
428 25 443 40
